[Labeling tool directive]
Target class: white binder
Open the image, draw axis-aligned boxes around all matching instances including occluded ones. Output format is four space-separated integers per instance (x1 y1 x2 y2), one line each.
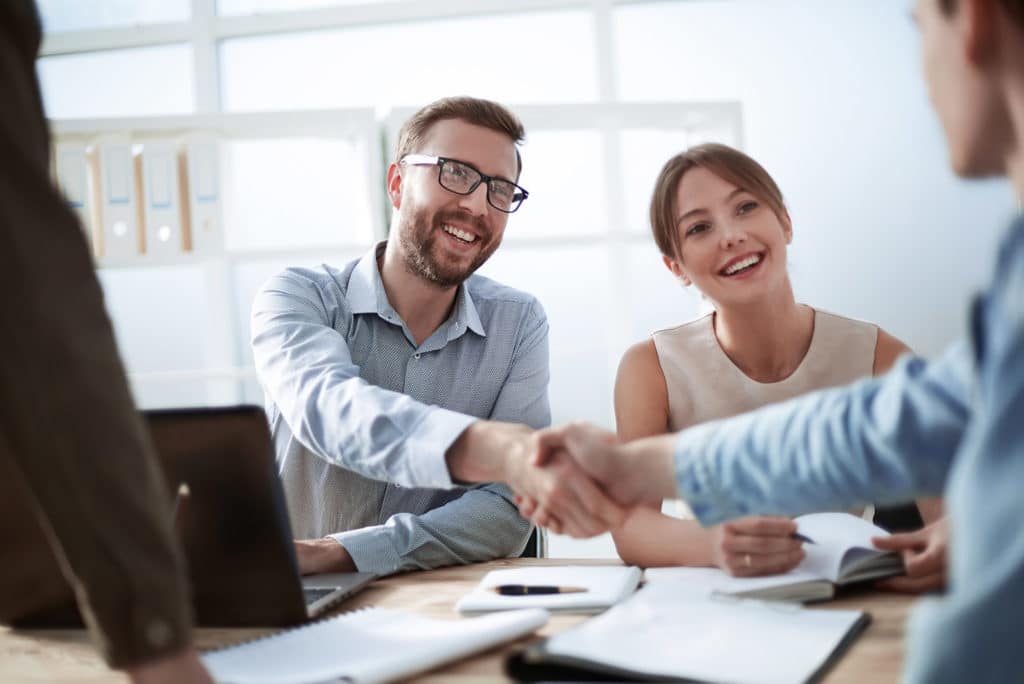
53 141 101 257
96 139 142 260
136 141 185 257
181 137 223 256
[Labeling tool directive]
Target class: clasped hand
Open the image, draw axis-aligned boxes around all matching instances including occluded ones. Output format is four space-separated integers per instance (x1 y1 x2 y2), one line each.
510 422 673 537
507 436 626 537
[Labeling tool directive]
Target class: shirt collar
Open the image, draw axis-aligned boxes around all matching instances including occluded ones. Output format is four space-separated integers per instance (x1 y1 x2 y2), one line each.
349 241 486 338
347 242 389 316
452 277 486 339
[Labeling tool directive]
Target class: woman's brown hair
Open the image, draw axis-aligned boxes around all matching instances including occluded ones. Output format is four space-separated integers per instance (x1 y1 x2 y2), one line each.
649 143 787 259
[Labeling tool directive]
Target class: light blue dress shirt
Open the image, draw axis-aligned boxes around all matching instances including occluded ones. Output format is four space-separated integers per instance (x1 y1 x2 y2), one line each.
251 242 549 575
673 215 1024 682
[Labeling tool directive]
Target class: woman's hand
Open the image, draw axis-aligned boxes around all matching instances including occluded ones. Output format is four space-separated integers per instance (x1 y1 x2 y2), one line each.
710 516 805 577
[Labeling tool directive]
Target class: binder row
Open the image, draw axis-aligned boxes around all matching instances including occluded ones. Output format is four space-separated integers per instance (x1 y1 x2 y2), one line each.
51 136 223 262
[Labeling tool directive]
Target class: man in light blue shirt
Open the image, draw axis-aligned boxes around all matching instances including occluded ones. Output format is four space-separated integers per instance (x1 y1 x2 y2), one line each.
252 97 624 576
522 0 1024 680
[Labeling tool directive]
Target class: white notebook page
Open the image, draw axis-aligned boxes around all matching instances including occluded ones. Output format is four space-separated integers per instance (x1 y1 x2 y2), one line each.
202 607 548 684
543 583 865 684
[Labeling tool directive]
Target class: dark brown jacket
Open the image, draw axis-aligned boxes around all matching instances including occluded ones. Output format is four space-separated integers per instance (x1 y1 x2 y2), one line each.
0 1 193 667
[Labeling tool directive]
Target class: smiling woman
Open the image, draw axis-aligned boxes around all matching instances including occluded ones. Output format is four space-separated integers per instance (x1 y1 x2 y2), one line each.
608 143 945 584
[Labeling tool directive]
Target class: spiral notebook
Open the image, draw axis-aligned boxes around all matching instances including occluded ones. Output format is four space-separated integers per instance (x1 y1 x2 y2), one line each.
202 606 548 684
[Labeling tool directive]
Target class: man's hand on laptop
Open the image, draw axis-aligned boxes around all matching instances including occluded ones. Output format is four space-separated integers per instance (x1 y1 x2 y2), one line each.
446 421 627 537
294 538 356 575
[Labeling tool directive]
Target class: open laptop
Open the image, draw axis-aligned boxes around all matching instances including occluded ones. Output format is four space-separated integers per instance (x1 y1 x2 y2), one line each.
145 405 374 625
15 405 372 628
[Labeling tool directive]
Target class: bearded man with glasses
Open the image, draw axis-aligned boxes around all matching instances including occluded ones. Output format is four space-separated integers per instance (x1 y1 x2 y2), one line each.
252 97 624 578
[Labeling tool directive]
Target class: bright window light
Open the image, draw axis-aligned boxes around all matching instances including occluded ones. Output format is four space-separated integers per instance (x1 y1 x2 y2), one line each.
218 0 399 15
37 44 194 118
511 130 607 239
220 11 598 111
36 0 190 33
221 138 376 251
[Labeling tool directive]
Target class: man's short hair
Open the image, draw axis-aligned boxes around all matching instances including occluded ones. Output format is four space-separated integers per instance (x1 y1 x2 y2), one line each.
395 96 525 179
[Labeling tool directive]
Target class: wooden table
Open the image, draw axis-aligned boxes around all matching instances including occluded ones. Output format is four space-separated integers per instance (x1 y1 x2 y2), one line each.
0 558 913 683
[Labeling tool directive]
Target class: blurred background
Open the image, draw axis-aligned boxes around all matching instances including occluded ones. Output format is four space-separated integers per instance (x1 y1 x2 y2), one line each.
38 0 1017 557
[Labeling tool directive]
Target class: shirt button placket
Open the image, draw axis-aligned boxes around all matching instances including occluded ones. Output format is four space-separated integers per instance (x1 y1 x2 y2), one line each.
406 351 428 404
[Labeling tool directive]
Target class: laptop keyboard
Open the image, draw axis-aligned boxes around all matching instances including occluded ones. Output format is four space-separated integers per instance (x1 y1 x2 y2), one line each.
302 588 336 606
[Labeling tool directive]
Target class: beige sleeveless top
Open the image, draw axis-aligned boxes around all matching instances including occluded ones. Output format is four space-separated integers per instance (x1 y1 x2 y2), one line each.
652 308 878 520
652 308 877 432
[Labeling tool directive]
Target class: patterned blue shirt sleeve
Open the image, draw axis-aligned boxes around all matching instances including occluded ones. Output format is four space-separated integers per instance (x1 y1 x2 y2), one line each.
673 341 972 524
332 483 531 574
328 300 550 574
251 270 474 489
901 220 1024 683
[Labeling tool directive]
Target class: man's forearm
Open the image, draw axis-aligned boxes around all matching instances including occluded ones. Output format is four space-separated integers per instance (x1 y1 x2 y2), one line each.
334 484 532 575
674 350 970 525
445 421 532 484
617 436 679 502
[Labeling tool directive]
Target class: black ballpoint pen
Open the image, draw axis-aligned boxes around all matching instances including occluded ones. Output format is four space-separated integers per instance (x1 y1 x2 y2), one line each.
491 585 588 595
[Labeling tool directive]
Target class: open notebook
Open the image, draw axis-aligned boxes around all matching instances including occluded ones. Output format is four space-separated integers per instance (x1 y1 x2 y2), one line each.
202 607 548 684
646 512 905 603
456 565 642 615
506 583 869 683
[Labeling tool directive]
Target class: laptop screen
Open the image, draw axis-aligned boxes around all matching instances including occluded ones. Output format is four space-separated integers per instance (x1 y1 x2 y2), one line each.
146 405 308 627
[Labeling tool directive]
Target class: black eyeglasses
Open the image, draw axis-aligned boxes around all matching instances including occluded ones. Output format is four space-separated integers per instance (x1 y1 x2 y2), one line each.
400 154 529 214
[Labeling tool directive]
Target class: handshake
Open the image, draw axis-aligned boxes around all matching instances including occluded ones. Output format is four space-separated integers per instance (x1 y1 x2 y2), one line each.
448 421 680 537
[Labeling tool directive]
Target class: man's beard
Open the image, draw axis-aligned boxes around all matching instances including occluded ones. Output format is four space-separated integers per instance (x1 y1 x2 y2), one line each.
397 207 499 289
